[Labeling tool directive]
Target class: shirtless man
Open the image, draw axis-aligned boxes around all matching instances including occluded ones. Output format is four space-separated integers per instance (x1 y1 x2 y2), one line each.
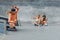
40 14 47 26
7 5 19 31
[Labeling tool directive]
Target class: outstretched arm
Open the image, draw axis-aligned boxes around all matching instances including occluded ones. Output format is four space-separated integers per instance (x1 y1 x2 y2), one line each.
15 6 19 12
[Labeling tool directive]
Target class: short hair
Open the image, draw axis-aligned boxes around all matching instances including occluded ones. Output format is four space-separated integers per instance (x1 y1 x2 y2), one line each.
42 15 46 18
11 8 16 12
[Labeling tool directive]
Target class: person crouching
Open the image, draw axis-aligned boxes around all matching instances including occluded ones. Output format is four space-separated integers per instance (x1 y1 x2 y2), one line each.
33 15 41 26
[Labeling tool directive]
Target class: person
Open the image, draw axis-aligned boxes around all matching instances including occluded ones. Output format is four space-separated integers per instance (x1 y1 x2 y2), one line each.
40 14 47 26
7 5 19 31
33 15 41 26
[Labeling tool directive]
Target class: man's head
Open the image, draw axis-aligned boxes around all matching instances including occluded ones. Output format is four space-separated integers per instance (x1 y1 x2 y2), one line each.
11 8 16 12
42 14 46 18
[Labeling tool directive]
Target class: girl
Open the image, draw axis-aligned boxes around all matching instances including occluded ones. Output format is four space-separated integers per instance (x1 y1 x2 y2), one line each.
33 15 41 26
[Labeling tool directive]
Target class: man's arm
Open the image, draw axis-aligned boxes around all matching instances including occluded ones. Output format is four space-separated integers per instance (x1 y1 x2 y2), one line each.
15 6 19 13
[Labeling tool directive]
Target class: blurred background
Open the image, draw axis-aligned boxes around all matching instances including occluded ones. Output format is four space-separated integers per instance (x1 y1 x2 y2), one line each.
0 0 60 22
0 1 60 40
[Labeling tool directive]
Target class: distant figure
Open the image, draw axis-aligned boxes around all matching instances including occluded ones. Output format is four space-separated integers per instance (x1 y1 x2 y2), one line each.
7 5 19 31
40 14 48 26
33 15 41 26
